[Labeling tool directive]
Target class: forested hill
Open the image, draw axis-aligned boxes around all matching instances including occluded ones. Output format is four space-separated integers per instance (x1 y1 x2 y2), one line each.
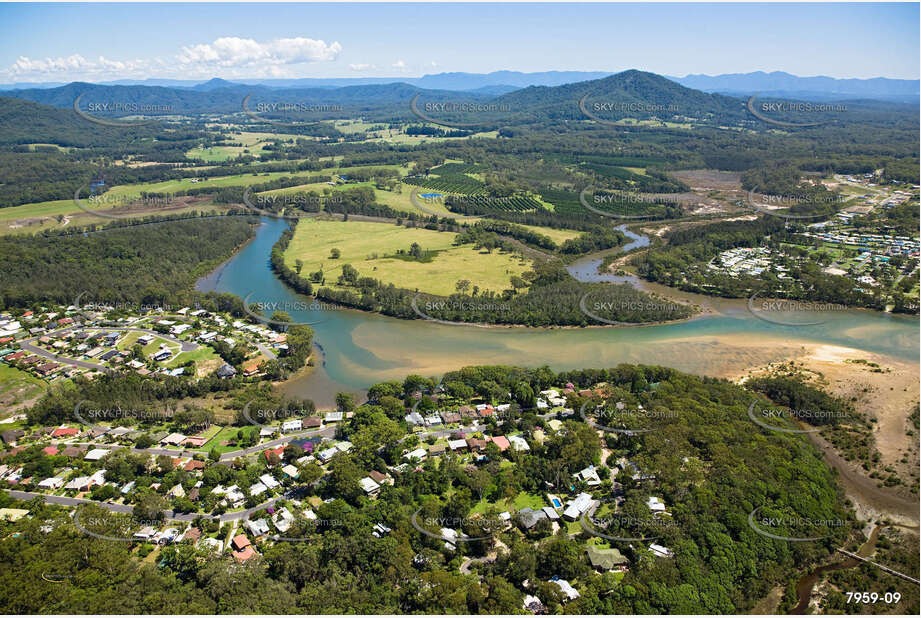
493 69 747 122
0 96 168 147
0 214 257 308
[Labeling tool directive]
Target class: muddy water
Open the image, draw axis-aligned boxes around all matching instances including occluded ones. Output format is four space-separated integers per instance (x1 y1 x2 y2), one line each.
197 217 919 408
792 525 883 614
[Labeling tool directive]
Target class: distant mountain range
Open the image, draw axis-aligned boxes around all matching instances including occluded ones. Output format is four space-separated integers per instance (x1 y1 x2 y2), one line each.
673 71 919 103
2 70 916 101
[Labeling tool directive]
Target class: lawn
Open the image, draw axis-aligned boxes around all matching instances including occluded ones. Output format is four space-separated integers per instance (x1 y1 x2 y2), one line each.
201 425 259 454
518 224 582 244
470 491 546 515
166 346 222 371
0 364 47 415
283 219 531 296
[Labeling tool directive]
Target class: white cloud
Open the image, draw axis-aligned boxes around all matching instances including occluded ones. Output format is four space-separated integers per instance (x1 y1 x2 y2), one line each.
2 36 343 81
178 36 341 68
348 63 375 72
392 60 406 69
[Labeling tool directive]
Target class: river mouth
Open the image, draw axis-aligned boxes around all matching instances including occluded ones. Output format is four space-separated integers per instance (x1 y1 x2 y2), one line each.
197 217 919 407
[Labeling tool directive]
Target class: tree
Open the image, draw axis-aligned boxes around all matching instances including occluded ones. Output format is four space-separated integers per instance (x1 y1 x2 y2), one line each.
330 248 341 259
295 259 304 274
335 392 356 412
455 279 471 293
134 492 168 524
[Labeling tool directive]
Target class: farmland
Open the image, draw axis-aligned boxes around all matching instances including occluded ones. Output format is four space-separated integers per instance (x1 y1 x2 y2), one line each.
282 219 531 297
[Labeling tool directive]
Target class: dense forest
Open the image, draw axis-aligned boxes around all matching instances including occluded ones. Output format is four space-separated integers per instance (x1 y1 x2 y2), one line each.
0 213 257 309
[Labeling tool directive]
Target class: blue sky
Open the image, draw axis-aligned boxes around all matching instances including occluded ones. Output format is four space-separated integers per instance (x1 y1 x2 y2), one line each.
0 2 917 82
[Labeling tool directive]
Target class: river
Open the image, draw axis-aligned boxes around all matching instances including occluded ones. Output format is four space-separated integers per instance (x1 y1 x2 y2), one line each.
197 217 919 407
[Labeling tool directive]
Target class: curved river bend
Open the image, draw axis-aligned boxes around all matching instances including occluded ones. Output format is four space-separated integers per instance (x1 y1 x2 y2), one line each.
198 218 919 406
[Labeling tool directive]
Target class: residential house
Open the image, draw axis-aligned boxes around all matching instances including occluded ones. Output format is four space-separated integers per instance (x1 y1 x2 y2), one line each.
516 507 548 531
84 448 110 461
649 543 673 559
245 518 270 538
562 493 597 521
403 448 427 462
508 435 530 452
587 546 629 572
359 476 381 496
259 474 280 489
51 427 79 439
281 419 302 433
160 433 187 446
489 436 510 452
550 578 580 602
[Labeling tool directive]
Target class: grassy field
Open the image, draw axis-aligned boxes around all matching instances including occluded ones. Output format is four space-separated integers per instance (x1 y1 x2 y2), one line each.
283 219 531 296
0 364 47 415
469 491 546 515
518 224 582 244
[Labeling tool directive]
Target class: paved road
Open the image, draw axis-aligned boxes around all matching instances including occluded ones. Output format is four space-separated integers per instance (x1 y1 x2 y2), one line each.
5 488 297 523
19 325 200 371
17 340 105 370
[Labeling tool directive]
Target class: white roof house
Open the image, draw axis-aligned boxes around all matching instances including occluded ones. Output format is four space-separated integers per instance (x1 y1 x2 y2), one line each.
324 411 343 423
84 448 110 461
574 465 602 486
38 476 64 489
403 448 427 462
245 518 270 537
281 464 299 478
359 477 381 495
65 476 91 490
259 474 280 489
281 420 302 433
508 435 530 451
649 543 673 558
551 578 580 601
562 493 596 521
447 438 468 450
249 482 267 496
317 447 339 463
647 496 666 513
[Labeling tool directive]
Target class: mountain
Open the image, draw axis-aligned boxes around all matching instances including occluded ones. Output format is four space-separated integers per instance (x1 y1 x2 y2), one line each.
190 78 241 91
0 81 498 122
493 69 746 123
0 96 154 146
672 71 919 102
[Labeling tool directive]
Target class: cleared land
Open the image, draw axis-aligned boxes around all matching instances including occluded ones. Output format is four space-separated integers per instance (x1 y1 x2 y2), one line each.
283 219 531 296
